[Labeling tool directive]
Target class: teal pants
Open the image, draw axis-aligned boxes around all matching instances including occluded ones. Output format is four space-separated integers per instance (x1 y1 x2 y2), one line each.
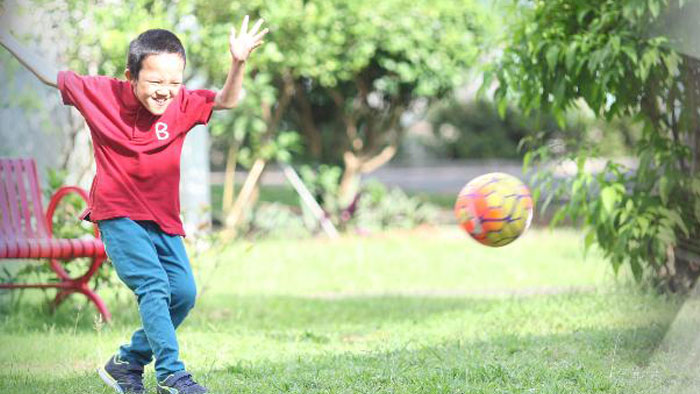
98 218 196 381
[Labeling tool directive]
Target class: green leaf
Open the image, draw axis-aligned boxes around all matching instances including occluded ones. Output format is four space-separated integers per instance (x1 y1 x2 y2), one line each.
532 188 541 206
691 177 700 196
497 97 508 119
584 229 596 251
565 42 578 71
523 152 533 173
649 0 660 18
551 209 566 227
637 216 650 235
664 208 689 237
659 176 671 205
600 186 619 214
546 45 560 71
621 46 638 64
657 227 676 246
577 8 592 24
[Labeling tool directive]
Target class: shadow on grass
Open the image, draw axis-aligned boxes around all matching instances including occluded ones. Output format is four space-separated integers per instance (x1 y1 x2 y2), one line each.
198 327 675 393
0 325 680 394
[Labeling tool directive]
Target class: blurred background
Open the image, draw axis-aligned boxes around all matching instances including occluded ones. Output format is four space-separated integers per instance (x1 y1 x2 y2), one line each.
2 0 700 392
3 0 694 279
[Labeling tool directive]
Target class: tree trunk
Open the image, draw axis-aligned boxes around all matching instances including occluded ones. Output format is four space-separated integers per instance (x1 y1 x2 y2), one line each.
224 158 266 233
295 81 323 159
338 152 362 206
338 145 398 205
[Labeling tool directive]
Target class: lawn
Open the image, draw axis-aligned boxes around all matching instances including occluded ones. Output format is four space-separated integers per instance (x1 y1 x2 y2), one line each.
0 227 694 393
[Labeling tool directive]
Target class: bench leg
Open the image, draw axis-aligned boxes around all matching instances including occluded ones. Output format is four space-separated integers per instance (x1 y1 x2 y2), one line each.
49 256 112 323
51 290 71 311
78 284 112 323
51 285 112 323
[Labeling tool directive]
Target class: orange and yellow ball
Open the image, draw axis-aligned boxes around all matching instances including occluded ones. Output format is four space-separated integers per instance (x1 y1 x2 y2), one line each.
454 173 534 247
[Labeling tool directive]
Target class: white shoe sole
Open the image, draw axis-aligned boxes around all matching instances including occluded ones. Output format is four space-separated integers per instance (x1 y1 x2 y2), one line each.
97 367 125 393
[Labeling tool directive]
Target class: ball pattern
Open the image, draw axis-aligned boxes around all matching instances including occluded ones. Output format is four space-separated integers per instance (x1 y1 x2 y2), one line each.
454 173 534 247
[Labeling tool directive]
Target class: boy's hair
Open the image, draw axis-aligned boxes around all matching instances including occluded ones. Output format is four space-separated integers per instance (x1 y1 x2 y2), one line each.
127 29 186 79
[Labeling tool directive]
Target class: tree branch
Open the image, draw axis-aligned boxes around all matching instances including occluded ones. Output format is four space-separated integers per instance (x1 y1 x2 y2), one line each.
294 80 322 158
330 88 361 151
360 144 397 174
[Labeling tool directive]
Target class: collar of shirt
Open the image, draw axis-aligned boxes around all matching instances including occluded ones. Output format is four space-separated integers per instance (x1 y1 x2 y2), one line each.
119 81 142 113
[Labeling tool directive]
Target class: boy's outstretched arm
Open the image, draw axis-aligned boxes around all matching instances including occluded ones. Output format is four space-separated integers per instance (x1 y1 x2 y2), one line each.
0 28 59 88
214 15 268 110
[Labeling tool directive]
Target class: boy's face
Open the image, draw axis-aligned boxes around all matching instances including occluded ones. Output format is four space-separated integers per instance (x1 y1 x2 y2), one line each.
125 53 185 115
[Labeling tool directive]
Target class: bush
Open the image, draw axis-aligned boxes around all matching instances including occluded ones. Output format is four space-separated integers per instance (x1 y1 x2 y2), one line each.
243 202 311 239
351 181 441 232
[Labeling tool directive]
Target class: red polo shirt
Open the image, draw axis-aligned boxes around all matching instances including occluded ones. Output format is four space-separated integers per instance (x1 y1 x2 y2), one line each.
58 71 216 236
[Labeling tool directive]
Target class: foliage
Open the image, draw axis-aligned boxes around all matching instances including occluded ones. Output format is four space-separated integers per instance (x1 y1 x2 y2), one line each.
352 180 441 232
298 164 345 226
298 164 439 233
495 0 700 289
241 202 311 239
193 0 493 202
421 99 640 160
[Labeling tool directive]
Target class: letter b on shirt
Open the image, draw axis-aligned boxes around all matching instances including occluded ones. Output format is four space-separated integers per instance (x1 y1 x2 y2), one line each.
155 122 170 140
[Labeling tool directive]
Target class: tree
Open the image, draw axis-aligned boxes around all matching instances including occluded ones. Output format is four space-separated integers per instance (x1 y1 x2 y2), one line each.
286 0 491 203
494 0 700 290
194 0 492 211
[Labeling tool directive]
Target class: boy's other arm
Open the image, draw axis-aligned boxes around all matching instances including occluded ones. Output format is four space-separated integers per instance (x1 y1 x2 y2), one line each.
0 28 59 88
214 15 268 110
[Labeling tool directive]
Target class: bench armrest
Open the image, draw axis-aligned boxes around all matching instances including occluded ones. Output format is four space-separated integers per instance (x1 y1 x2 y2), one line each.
46 186 100 239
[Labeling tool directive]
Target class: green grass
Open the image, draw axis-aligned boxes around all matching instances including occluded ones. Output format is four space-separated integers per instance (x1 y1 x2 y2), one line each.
0 227 692 393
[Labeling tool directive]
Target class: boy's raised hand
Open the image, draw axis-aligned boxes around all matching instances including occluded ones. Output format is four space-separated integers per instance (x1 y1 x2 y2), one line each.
229 15 268 62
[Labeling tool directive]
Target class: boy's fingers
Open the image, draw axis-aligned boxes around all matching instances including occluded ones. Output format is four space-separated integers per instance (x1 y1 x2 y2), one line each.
230 26 236 39
252 28 269 42
249 19 264 36
240 15 249 34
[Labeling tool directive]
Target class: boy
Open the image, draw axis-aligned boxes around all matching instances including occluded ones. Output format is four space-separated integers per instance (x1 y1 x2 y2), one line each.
0 16 268 394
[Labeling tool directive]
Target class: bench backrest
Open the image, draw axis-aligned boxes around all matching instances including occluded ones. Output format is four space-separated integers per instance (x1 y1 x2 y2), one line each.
0 158 50 241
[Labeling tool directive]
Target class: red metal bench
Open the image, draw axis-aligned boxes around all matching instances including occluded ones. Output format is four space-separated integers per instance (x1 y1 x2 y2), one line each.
0 158 110 321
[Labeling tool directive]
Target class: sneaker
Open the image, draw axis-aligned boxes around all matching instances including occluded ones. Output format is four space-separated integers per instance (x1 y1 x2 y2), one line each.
97 354 145 394
157 371 208 393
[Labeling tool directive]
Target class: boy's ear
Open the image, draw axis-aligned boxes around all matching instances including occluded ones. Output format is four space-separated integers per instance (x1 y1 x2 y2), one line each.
125 69 134 82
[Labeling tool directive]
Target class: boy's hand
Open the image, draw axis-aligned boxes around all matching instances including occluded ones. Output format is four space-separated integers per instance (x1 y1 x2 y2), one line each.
229 15 268 63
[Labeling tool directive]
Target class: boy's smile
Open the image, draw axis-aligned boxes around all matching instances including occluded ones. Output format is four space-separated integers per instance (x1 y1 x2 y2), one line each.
126 53 185 115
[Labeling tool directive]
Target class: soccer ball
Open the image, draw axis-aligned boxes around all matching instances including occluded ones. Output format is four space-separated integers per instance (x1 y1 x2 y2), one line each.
454 172 534 247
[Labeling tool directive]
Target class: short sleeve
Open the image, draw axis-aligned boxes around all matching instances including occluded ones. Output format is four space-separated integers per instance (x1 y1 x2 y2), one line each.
182 88 217 128
57 71 117 109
